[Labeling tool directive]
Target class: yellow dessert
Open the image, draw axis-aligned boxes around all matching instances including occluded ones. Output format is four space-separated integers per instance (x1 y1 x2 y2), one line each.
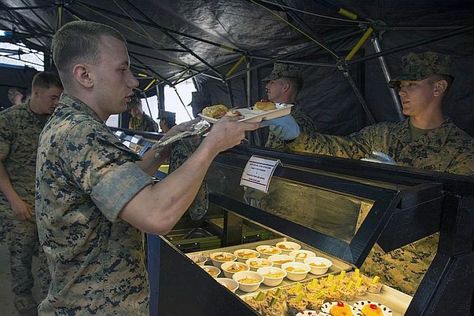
330 301 353 316
361 303 383 316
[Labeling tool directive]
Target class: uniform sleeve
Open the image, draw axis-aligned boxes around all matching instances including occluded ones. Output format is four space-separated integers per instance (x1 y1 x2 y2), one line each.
61 123 152 222
287 125 382 159
0 112 12 158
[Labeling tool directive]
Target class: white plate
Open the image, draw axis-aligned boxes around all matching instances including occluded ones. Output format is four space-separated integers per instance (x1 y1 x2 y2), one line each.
198 104 294 123
296 310 329 316
353 300 393 316
321 301 358 315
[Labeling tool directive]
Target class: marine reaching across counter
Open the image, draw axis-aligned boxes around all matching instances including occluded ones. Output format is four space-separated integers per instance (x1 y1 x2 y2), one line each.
35 21 259 315
265 51 474 295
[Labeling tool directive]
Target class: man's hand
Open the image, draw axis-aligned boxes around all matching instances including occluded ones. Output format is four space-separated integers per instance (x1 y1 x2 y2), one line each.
10 198 33 221
160 118 202 144
260 115 300 140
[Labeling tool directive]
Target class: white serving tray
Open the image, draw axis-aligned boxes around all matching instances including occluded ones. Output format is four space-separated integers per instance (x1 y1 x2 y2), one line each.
198 103 294 123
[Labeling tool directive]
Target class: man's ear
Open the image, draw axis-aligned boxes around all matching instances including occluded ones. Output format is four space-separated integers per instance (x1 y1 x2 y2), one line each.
72 64 94 88
433 79 448 97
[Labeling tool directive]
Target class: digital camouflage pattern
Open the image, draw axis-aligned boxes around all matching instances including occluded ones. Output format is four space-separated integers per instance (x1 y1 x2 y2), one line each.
289 118 474 175
169 136 208 221
36 94 153 315
129 113 159 132
389 51 452 88
288 118 474 294
262 62 302 82
0 102 51 312
266 106 317 150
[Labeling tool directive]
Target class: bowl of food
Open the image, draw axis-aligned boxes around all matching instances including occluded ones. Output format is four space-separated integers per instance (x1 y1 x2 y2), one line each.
276 241 301 253
209 252 236 268
202 265 221 278
256 245 281 258
216 278 239 293
187 253 207 266
268 254 295 267
289 250 316 262
232 271 264 293
221 261 250 278
245 258 273 271
257 266 287 287
234 249 260 262
282 262 311 281
304 257 333 275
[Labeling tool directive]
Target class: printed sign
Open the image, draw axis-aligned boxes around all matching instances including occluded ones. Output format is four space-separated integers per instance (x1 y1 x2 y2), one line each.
240 155 281 193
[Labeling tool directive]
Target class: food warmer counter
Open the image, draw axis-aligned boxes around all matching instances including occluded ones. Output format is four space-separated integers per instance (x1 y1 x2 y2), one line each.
147 146 474 316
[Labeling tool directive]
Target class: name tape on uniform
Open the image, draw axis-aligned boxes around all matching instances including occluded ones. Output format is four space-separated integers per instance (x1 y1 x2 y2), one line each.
240 155 281 193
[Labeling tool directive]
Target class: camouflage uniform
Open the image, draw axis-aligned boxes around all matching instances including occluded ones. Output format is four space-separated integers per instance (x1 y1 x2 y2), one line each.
129 113 159 132
0 102 51 312
266 105 317 150
36 94 153 315
288 52 474 295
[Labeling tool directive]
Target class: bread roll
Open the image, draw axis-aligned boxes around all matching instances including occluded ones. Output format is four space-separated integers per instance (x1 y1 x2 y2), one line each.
202 104 229 119
254 101 276 111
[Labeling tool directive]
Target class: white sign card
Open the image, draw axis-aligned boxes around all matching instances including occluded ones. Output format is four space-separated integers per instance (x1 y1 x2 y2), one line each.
240 155 282 193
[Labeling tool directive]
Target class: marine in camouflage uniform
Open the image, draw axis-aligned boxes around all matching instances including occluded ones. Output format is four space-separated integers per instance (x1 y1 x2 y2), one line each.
288 52 474 295
36 94 152 315
263 63 317 150
0 102 51 313
128 112 159 132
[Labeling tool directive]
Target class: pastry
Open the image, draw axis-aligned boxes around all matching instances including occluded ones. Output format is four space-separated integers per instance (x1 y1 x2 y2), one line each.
360 303 383 316
254 100 276 111
329 301 353 316
202 104 228 119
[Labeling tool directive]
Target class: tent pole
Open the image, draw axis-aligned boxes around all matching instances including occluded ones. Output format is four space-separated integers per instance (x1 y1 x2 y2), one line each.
226 81 235 108
339 62 376 125
371 36 404 121
246 57 252 108
349 26 474 64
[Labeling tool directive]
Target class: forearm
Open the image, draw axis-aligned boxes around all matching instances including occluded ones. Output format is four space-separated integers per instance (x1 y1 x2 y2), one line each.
136 146 168 176
0 161 21 204
121 139 218 234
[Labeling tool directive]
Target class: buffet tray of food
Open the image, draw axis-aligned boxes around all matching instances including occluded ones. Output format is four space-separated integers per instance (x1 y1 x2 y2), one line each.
186 238 411 316
198 102 294 123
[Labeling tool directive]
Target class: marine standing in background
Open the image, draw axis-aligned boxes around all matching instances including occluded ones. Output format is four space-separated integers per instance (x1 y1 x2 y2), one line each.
128 94 159 132
158 109 176 133
0 72 63 316
283 51 474 294
263 63 317 149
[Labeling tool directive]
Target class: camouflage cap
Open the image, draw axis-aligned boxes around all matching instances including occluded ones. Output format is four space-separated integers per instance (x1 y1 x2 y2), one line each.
389 51 453 88
262 63 302 82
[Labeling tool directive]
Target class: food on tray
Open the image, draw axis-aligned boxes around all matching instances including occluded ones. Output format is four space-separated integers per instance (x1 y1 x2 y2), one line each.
285 267 307 273
238 277 261 284
224 109 242 117
360 303 383 316
273 259 293 265
262 271 285 278
247 258 272 269
257 245 281 255
211 252 234 262
254 100 276 111
235 249 259 259
224 263 247 273
310 262 327 267
203 266 220 278
329 301 353 316
276 241 301 252
202 104 228 119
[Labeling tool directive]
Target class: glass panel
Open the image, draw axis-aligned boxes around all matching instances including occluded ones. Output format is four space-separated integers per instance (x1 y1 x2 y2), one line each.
207 162 374 243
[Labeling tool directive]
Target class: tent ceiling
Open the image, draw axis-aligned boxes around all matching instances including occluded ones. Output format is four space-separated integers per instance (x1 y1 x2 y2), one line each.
1 0 473 92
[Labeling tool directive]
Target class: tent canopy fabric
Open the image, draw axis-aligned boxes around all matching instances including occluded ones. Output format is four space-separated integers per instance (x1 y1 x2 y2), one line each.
1 0 473 135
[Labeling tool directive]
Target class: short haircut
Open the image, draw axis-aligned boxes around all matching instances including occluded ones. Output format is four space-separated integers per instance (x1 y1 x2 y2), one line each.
52 21 125 85
32 71 63 90
161 116 176 129
7 88 23 103
282 77 303 94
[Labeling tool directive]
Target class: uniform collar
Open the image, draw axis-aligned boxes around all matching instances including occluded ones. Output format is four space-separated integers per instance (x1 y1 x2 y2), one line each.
59 94 104 123
394 117 452 145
